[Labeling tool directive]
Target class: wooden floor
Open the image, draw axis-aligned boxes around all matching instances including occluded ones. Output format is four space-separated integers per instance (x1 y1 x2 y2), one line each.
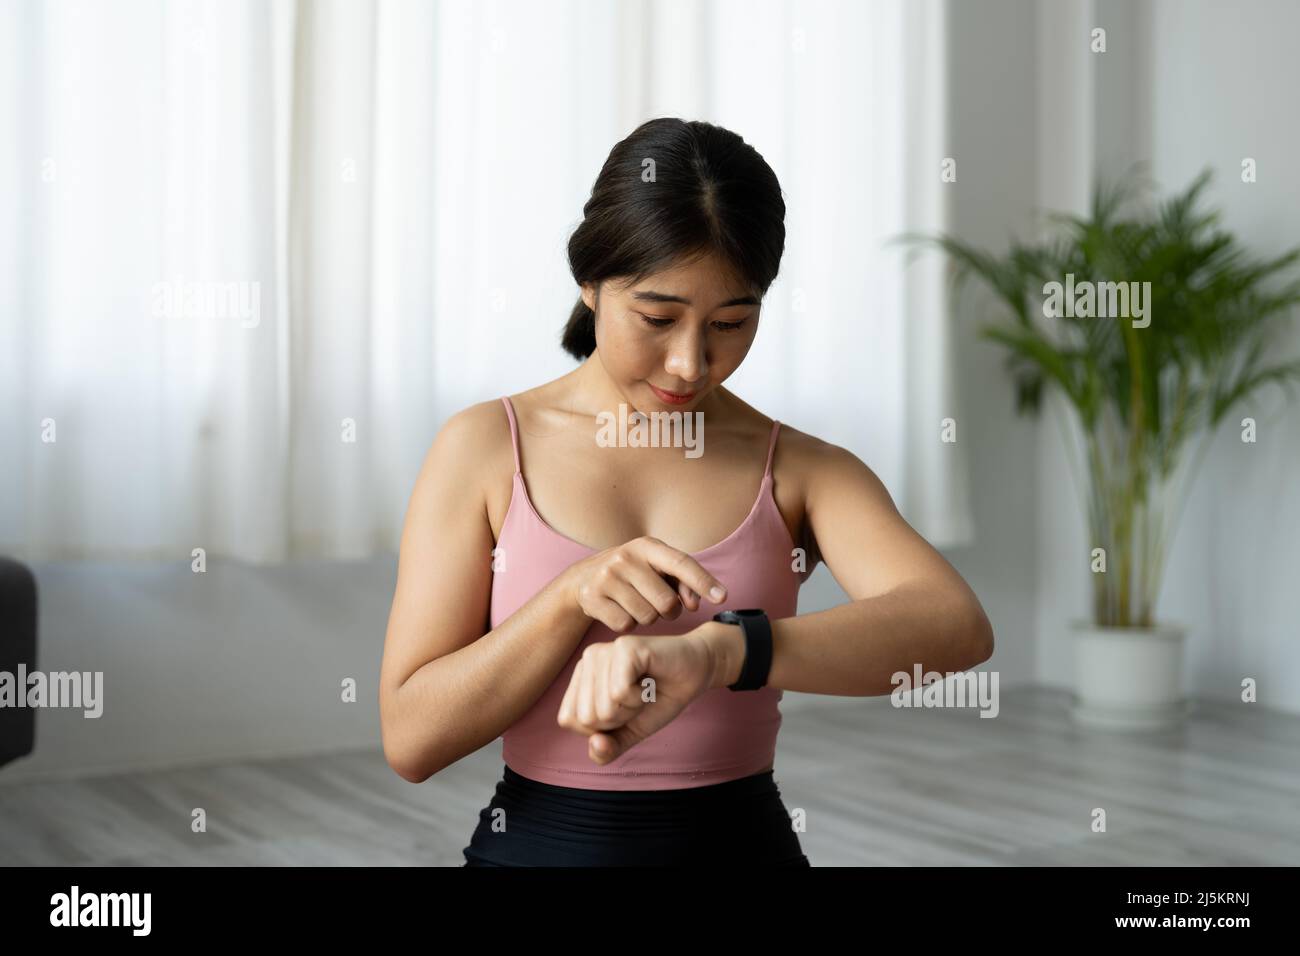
1 687 1297 866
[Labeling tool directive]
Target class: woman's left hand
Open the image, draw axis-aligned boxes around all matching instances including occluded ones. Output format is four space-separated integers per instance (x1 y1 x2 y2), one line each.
556 624 724 765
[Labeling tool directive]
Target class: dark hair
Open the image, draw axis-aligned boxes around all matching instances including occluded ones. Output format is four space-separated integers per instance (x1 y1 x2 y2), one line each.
561 118 787 361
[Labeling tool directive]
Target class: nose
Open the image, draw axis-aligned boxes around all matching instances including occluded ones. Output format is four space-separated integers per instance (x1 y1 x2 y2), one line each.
664 326 709 384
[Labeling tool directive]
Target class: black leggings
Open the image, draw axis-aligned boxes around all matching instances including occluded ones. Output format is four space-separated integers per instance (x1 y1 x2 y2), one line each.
462 764 810 867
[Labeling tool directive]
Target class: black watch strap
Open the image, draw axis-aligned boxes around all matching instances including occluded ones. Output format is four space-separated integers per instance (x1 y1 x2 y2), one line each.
712 609 773 691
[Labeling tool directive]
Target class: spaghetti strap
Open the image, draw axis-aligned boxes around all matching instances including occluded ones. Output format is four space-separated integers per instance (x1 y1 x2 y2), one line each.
500 396 522 475
763 420 781 478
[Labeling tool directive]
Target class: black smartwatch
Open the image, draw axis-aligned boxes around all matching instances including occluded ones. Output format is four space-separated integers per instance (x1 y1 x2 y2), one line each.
712 608 773 691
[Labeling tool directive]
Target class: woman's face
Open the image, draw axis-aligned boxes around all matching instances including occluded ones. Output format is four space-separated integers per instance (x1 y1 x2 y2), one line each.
583 252 761 411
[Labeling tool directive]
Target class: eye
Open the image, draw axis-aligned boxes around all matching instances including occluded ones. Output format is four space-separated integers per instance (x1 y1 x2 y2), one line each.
713 318 749 332
636 313 751 331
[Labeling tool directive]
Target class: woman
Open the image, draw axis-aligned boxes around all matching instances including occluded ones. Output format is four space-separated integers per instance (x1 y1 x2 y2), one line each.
379 118 995 867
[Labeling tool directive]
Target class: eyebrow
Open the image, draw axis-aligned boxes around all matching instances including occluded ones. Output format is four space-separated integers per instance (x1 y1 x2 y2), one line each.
630 290 760 308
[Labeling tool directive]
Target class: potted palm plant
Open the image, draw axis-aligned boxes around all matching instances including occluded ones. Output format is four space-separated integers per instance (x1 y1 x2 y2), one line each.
912 166 1300 731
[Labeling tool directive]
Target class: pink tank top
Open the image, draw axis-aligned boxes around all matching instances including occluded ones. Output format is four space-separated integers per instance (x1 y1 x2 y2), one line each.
491 396 810 790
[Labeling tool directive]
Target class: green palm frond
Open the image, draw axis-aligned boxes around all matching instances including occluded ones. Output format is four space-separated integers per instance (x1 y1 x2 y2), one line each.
899 166 1300 627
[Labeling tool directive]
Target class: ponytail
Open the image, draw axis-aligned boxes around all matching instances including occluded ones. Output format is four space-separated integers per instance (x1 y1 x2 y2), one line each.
560 295 597 360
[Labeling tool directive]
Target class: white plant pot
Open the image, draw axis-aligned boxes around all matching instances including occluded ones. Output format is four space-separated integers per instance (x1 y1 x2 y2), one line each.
1070 620 1189 731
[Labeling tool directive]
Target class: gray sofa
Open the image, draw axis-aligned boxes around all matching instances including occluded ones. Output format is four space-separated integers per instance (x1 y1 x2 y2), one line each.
0 557 37 770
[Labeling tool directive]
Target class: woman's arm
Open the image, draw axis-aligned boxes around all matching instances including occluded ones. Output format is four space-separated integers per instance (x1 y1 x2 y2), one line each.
703 436 994 697
378 401 593 783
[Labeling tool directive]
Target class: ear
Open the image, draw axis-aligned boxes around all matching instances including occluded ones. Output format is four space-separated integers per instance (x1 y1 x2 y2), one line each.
580 281 598 313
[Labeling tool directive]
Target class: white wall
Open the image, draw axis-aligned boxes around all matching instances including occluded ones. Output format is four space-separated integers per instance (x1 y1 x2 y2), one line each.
1033 0 1300 713
939 0 1041 688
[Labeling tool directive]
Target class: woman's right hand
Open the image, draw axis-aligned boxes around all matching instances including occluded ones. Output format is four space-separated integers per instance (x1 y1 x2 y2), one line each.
559 536 729 633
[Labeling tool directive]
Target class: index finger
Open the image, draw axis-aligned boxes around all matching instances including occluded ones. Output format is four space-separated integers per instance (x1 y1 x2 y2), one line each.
659 575 702 614
635 538 728 606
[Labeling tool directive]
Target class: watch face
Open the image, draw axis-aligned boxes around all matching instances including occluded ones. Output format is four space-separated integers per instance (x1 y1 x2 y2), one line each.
713 608 766 625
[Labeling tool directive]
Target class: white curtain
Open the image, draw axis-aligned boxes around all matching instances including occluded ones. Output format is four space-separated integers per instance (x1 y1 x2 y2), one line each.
0 0 971 564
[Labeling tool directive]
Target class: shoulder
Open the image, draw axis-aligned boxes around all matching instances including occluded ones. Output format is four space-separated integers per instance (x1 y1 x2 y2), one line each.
430 397 513 464
769 420 846 475
768 422 900 568
410 398 515 506
773 421 896 513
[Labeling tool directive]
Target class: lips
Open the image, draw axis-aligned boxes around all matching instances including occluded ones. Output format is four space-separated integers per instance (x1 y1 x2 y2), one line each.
648 383 697 405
